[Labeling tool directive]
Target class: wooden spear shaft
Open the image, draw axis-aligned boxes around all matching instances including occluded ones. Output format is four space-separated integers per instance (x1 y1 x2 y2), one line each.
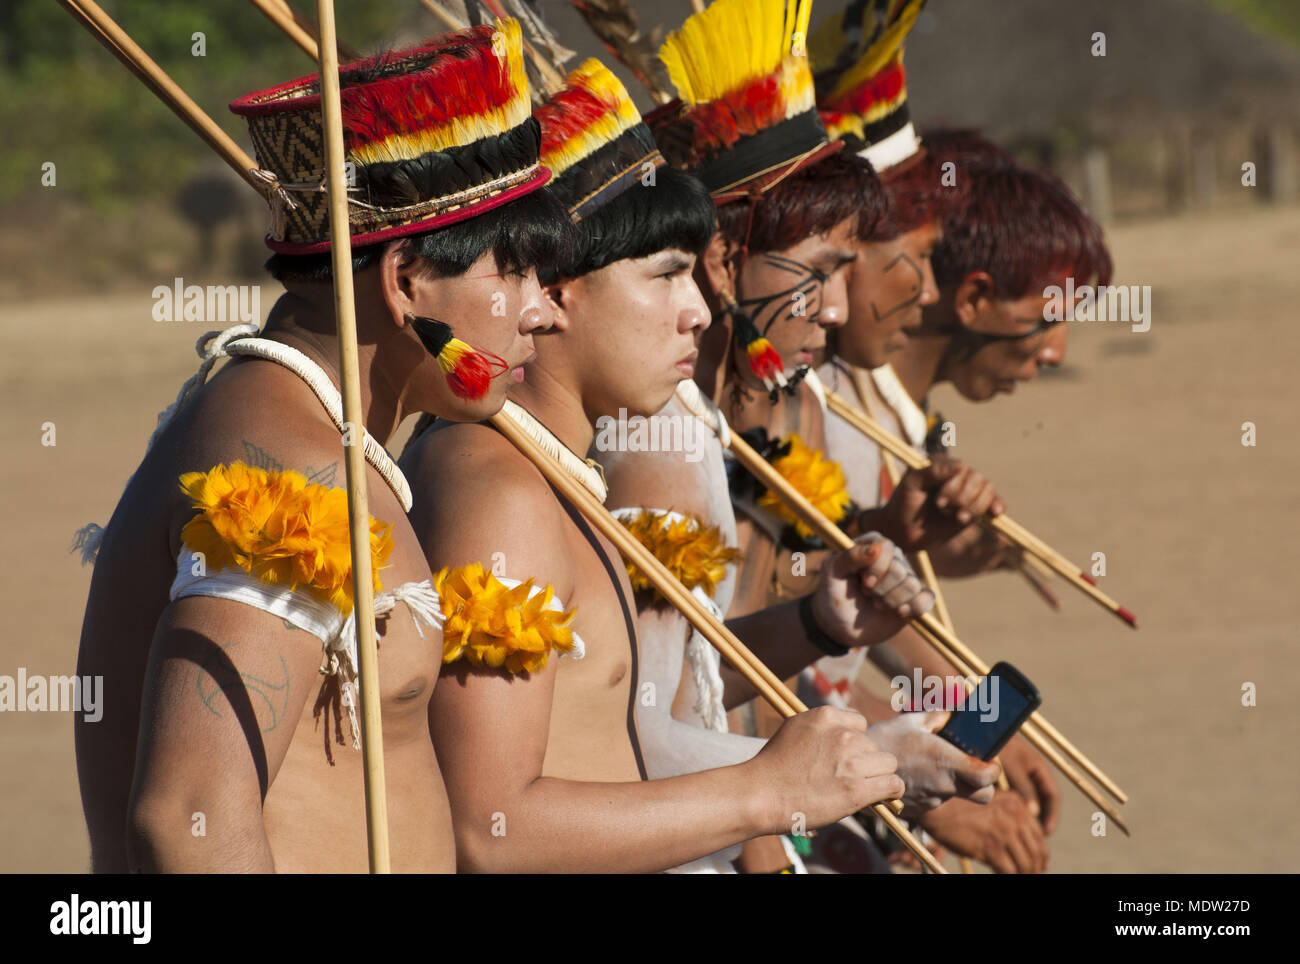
315 0 390 872
249 0 320 59
254 0 366 66
490 407 946 874
59 0 261 190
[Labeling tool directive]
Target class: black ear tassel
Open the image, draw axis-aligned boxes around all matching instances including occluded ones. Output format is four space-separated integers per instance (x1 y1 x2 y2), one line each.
408 313 453 358
785 365 809 394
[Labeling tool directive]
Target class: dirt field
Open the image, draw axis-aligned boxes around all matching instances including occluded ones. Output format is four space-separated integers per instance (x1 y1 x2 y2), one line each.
1 204 1296 872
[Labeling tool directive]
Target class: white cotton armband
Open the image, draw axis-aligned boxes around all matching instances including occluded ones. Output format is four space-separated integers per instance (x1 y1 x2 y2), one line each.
170 549 343 642
169 550 443 756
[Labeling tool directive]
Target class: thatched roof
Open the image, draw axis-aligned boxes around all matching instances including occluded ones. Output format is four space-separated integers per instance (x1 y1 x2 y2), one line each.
901 0 1300 141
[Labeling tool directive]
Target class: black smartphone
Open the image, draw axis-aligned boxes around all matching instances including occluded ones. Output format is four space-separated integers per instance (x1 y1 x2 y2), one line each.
936 661 1042 761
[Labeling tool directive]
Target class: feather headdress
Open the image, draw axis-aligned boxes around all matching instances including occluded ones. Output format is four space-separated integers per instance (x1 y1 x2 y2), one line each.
646 0 842 397
230 20 550 252
648 0 837 202
536 58 664 220
810 0 927 172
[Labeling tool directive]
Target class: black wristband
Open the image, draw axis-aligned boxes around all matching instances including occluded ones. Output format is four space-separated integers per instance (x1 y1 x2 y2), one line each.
798 593 849 657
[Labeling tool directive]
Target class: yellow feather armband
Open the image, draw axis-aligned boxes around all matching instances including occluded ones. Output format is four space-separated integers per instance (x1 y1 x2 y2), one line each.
178 461 394 618
756 434 852 541
434 563 580 675
615 509 739 600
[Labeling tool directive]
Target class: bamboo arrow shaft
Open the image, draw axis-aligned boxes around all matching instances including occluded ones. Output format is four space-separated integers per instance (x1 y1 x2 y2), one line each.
490 408 944 873
823 388 1136 627
61 0 261 189
315 0 390 873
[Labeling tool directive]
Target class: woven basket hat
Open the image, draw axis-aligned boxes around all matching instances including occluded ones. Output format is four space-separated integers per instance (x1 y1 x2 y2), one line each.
230 19 550 253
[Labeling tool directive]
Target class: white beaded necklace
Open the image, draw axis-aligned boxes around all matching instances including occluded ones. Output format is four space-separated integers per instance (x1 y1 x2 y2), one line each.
500 399 607 502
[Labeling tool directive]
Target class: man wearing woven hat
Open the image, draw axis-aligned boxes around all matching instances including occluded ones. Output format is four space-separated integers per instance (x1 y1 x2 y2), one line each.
401 51 942 873
572 0 1003 873
73 22 572 873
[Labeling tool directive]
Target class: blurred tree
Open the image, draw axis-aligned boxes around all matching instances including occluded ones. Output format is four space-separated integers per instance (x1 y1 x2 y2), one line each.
0 0 419 209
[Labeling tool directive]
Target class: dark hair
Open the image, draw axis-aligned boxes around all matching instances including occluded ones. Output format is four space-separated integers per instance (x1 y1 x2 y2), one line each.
920 127 1013 171
715 151 884 255
867 150 944 240
264 186 574 283
932 163 1113 298
544 166 716 282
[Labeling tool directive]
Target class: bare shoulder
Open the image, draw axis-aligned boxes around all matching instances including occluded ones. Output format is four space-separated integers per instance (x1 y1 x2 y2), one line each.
177 358 349 476
400 420 575 597
599 396 718 520
106 358 358 557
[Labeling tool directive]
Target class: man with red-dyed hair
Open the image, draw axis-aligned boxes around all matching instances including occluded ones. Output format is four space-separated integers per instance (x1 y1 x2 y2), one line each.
819 129 1113 873
892 151 1113 407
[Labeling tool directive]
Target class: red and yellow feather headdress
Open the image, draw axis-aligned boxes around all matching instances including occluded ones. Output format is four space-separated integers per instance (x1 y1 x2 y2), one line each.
230 20 549 252
536 58 665 221
648 0 840 203
810 0 927 172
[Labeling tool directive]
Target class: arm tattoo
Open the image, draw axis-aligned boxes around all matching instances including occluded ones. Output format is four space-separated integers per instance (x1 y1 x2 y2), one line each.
196 642 292 734
241 440 337 487
242 440 283 473
303 462 338 487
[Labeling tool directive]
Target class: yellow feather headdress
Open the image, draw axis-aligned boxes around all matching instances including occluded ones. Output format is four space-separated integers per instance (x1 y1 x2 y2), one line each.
809 0 927 169
649 0 835 199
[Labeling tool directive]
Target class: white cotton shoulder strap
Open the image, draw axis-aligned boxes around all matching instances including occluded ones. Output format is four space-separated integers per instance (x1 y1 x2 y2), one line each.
499 399 607 502
674 378 731 448
73 324 412 566
223 336 412 511
870 363 927 451
802 366 828 413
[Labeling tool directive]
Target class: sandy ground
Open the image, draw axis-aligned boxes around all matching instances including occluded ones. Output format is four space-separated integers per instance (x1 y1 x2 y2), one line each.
1 204 1296 873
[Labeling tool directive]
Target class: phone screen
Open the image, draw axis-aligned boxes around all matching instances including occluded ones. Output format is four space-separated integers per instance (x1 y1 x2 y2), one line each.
937 664 1040 760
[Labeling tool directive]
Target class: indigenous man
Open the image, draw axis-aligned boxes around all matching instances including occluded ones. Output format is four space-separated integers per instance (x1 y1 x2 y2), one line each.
400 54 931 873
891 146 1113 411
607 0 1009 873
594 0 1003 875
73 24 570 872
850 145 1112 873
810 2 1108 869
